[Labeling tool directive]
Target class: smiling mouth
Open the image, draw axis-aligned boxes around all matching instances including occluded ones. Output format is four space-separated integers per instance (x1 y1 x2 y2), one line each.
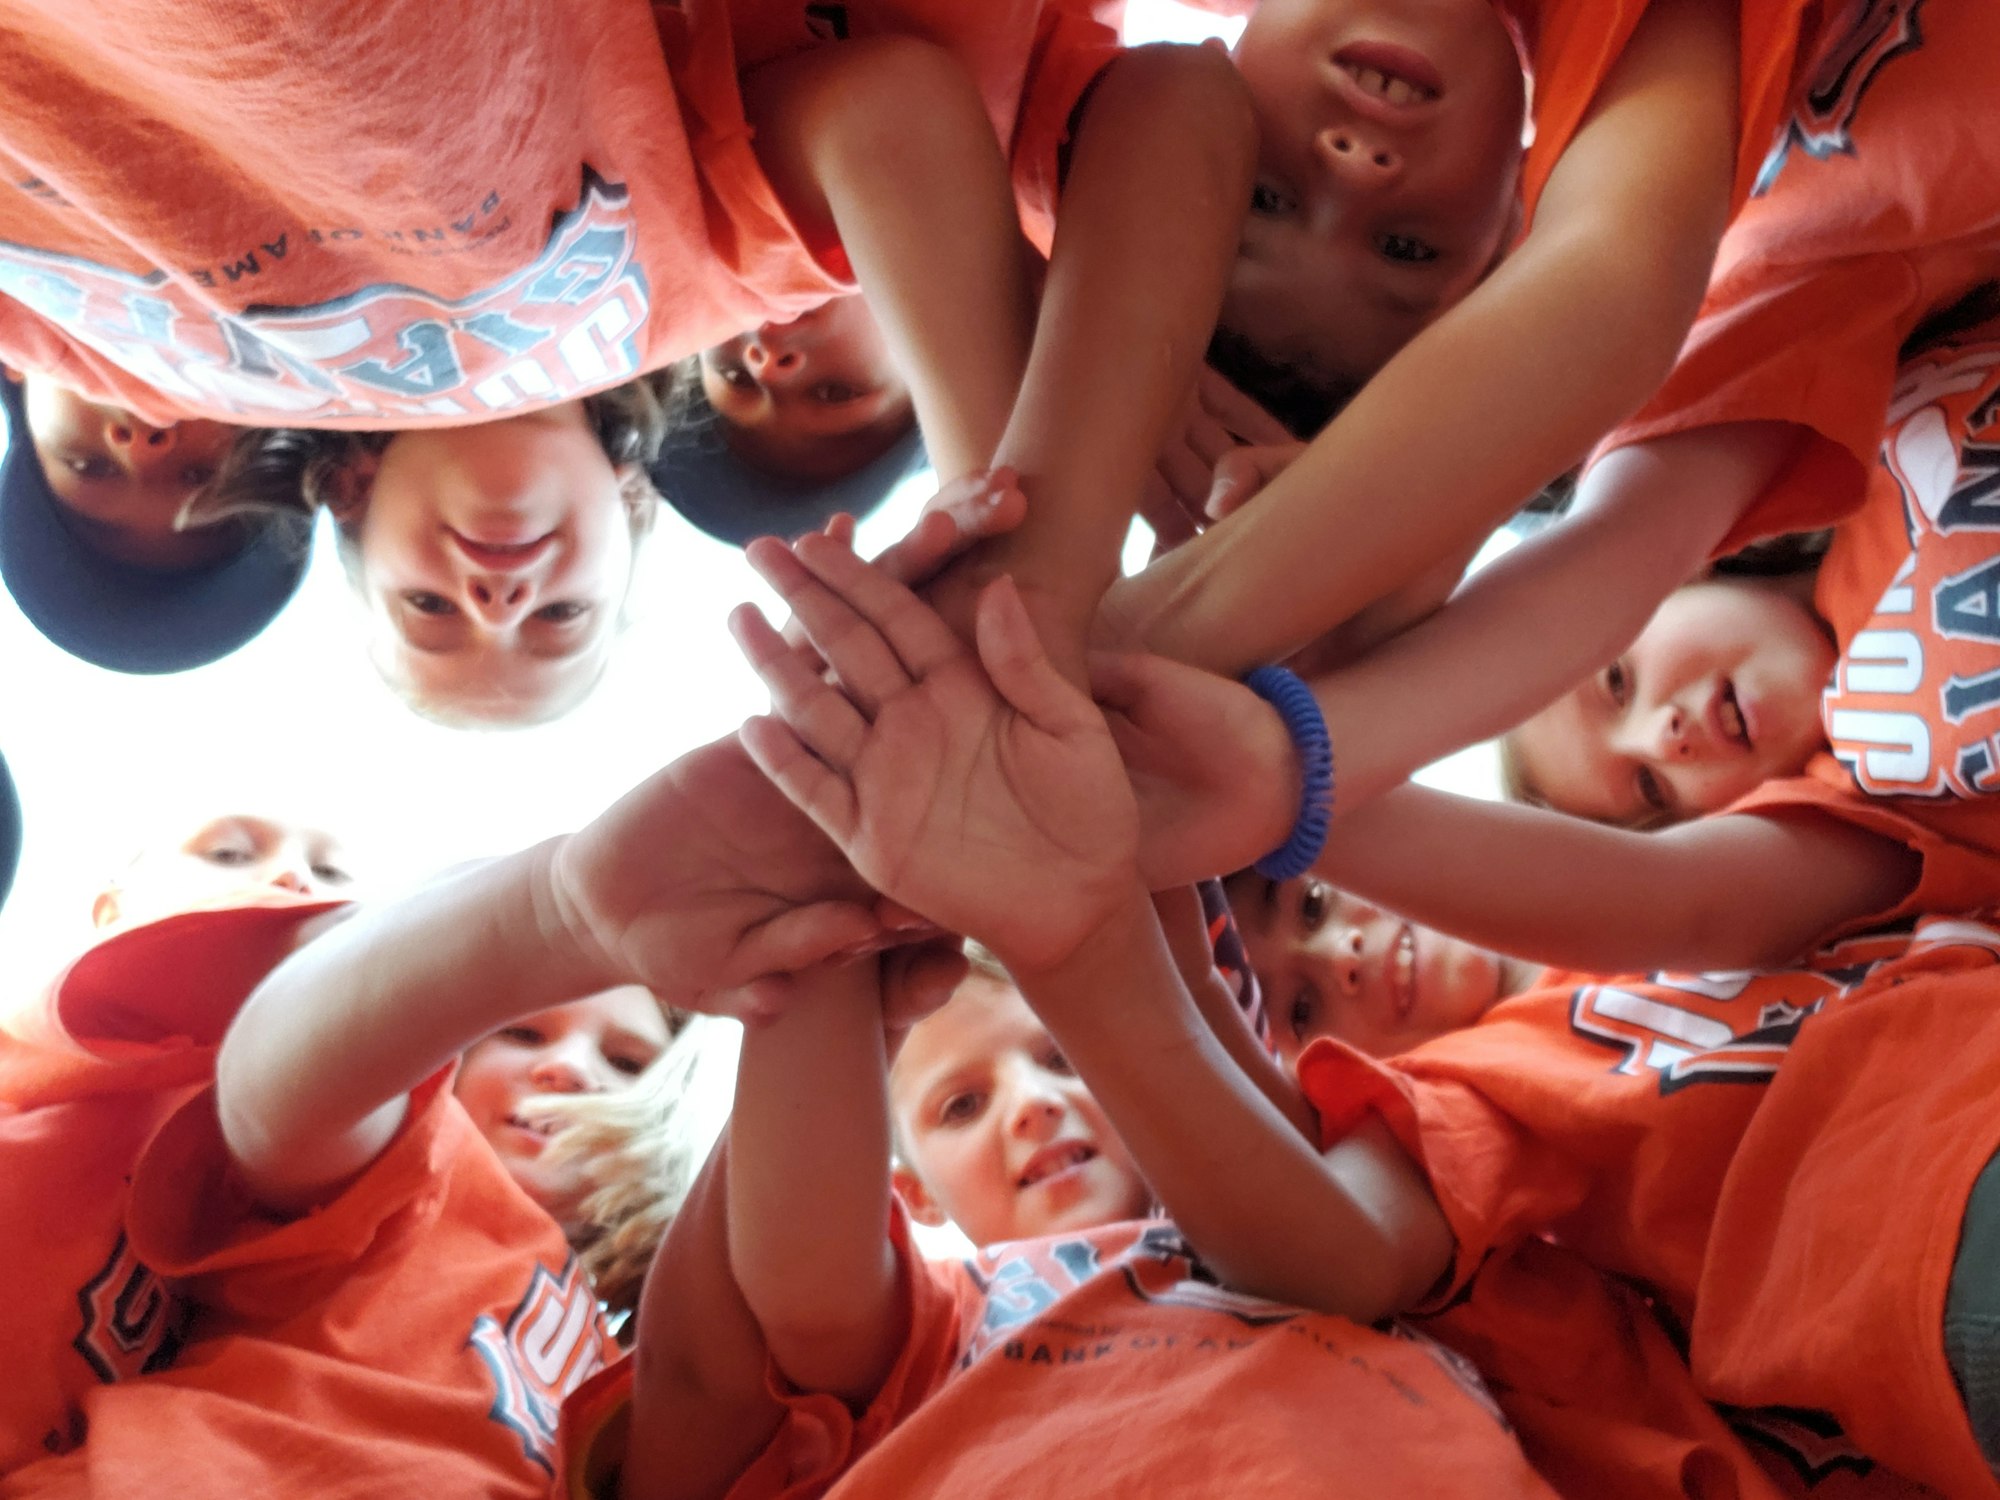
505 1112 555 1141
1338 61 1436 106
450 531 554 571
1392 925 1417 1018
1018 1140 1098 1190
1718 681 1751 749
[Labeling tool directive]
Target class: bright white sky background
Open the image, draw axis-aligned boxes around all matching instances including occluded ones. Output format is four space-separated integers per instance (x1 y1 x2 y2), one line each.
0 1 1504 997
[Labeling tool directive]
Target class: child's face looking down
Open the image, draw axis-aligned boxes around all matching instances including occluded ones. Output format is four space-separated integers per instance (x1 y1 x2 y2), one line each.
1507 577 1837 825
95 814 356 931
16 372 242 570
1227 874 1526 1064
455 986 671 1227
1224 0 1525 390
889 972 1150 1248
701 299 915 482
351 403 639 723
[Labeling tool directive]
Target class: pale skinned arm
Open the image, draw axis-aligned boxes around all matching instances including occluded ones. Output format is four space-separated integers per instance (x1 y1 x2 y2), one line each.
727 960 906 1408
218 735 892 1214
1307 422 1801 812
1317 786 1920 975
1012 893 1450 1322
1108 0 1741 675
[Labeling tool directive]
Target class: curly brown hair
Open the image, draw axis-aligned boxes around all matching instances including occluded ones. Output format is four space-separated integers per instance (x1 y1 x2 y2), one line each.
180 368 695 535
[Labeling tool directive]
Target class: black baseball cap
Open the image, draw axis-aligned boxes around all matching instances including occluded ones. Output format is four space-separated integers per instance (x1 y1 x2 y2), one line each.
649 390 929 547
0 377 311 674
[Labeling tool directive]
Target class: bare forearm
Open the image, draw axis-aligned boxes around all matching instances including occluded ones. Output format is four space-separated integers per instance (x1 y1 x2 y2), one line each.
1310 427 1793 809
1016 894 1448 1321
623 1137 785 1500
1318 788 1919 974
728 961 903 1406
1115 0 1741 679
217 839 605 1209
746 39 1035 479
983 44 1255 665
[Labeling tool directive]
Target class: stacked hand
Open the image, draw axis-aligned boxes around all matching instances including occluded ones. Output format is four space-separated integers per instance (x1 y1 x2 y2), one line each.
732 532 1139 977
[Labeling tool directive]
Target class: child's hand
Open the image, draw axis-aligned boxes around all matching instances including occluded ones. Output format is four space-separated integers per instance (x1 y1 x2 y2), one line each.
1150 366 1295 539
550 737 900 1019
1089 650 1299 888
733 532 1137 975
783 470 1027 673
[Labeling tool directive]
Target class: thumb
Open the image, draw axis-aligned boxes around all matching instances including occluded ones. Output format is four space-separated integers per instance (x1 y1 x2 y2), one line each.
733 900 885 984
973 577 1090 733
1204 450 1260 521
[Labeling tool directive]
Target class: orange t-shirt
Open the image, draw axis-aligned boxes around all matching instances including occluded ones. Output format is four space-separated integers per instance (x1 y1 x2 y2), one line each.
13 1074 610 1500
0 0 1115 429
562 1215 1560 1499
0 896 337 1475
1300 911 2000 1498
1726 324 2000 921
1603 0 2000 552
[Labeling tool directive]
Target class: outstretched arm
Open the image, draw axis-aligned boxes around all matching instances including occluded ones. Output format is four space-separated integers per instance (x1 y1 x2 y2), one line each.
1107 0 1741 676
960 42 1258 678
1317 786 1919 975
217 737 887 1213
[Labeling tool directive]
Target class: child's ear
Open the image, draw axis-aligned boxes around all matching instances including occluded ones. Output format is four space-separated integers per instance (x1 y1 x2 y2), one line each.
890 1164 949 1228
91 886 122 930
321 448 381 523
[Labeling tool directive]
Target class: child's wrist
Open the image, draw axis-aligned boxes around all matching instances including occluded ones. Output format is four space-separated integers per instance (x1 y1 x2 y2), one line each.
1242 666 1333 881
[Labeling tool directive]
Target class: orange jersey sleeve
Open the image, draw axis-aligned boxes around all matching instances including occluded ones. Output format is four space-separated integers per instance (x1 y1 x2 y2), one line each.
1601 0 2000 551
62 1074 612 1498
1503 0 1814 238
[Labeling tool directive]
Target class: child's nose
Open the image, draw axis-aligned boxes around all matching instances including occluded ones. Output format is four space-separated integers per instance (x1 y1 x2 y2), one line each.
104 414 178 453
529 1045 595 1095
464 574 535 627
1006 1088 1064 1142
743 339 804 377
1315 127 1404 191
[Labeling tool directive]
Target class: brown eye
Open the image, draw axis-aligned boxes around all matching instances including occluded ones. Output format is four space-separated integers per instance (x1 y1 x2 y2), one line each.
1299 880 1329 930
404 591 458 617
1377 233 1438 264
1606 660 1631 705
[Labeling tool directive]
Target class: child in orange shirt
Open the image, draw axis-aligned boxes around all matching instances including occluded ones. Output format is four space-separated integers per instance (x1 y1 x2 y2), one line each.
1108 1 2000 886
1 0 1252 719
559 545 1555 1498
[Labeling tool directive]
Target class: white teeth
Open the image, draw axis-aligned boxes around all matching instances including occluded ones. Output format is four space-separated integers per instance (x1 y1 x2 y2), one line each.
1720 687 1748 747
1395 929 1415 994
1020 1142 1093 1189
1340 62 1435 103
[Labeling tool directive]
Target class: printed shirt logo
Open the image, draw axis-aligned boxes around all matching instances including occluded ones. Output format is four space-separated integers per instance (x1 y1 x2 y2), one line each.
0 170 650 422
1754 0 1924 195
954 1223 1502 1421
1826 339 2000 798
70 1231 189 1388
466 1256 608 1477
1570 916 2000 1092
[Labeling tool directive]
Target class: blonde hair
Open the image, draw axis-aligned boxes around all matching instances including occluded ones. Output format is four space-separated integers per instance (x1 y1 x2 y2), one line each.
523 1013 740 1321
